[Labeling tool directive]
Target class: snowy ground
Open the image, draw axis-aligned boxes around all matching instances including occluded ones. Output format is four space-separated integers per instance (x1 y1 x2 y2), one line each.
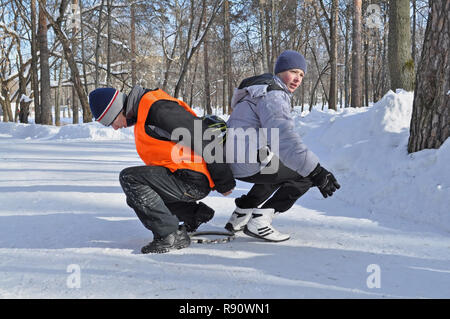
0 90 449 298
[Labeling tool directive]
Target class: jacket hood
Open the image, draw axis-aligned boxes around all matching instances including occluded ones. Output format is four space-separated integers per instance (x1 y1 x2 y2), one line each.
126 85 146 112
230 74 291 110
230 85 268 110
121 85 147 126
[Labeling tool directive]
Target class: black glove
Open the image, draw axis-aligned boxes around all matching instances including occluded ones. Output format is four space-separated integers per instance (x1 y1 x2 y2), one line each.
308 164 340 198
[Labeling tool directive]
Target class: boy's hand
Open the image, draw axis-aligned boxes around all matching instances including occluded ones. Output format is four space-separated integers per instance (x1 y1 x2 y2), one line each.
308 164 340 198
220 189 233 196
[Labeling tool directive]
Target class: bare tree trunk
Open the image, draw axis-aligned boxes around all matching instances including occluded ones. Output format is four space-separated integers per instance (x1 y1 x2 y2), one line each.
161 5 179 91
0 95 5 122
310 41 329 104
203 27 212 114
408 0 449 153
38 0 92 123
258 0 268 73
38 0 53 125
381 3 389 95
412 0 417 63
173 0 221 99
71 0 79 124
0 85 13 122
388 0 414 91
351 0 362 108
364 31 369 106
309 45 329 112
344 4 350 108
94 0 105 88
312 1 330 56
16 31 31 123
264 2 273 72
188 52 199 107
371 31 381 102
30 0 41 123
18 75 31 123
79 0 89 95
55 57 64 126
301 43 308 111
339 73 343 108
130 0 137 86
372 16 384 103
222 61 226 114
271 0 280 60
223 0 233 114
106 0 112 86
328 0 338 110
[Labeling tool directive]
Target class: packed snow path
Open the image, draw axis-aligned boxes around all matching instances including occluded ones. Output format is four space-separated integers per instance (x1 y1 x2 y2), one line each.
1 136 449 298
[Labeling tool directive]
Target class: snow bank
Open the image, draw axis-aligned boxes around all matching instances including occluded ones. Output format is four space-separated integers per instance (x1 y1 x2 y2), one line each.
52 122 134 140
0 121 134 141
0 121 60 139
300 90 450 232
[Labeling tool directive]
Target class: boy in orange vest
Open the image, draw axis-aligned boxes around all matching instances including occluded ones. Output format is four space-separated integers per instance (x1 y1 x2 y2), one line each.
89 85 235 253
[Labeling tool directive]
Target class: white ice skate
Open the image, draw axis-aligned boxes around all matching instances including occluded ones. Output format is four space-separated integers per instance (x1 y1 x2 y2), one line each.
244 208 290 242
224 206 253 233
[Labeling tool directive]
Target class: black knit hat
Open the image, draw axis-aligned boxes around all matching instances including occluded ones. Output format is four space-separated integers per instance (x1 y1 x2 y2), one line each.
88 88 125 126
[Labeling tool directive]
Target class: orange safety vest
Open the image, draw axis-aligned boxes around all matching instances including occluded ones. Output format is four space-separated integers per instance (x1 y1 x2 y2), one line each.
134 89 215 188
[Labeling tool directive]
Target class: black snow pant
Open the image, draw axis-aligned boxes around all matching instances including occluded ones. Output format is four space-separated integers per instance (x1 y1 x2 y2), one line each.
119 165 210 237
235 159 313 213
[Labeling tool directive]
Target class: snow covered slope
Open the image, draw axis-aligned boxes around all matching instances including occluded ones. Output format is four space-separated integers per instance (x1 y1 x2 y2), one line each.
0 90 449 298
300 90 450 232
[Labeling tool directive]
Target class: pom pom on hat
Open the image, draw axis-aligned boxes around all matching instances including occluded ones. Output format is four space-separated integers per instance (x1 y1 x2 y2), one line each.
89 88 125 126
274 50 307 75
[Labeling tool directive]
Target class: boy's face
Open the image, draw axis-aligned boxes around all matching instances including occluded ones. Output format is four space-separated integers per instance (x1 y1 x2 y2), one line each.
278 69 304 93
111 112 128 130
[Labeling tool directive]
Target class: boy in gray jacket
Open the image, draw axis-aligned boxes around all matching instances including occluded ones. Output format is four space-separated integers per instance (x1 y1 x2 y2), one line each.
225 50 340 242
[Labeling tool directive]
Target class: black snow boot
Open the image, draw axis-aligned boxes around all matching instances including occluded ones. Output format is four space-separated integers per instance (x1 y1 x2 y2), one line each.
184 202 215 233
141 225 191 254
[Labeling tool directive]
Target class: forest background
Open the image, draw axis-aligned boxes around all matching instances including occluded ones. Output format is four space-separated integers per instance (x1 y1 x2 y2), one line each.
0 0 448 153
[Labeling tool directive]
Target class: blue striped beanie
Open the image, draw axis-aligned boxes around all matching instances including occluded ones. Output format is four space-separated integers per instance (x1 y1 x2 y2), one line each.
89 88 125 126
274 50 307 75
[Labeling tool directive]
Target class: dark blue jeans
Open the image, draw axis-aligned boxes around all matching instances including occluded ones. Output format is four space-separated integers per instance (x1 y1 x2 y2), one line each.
119 166 210 237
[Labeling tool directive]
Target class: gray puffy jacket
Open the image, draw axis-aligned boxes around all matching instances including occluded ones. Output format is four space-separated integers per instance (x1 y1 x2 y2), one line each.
226 74 319 178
